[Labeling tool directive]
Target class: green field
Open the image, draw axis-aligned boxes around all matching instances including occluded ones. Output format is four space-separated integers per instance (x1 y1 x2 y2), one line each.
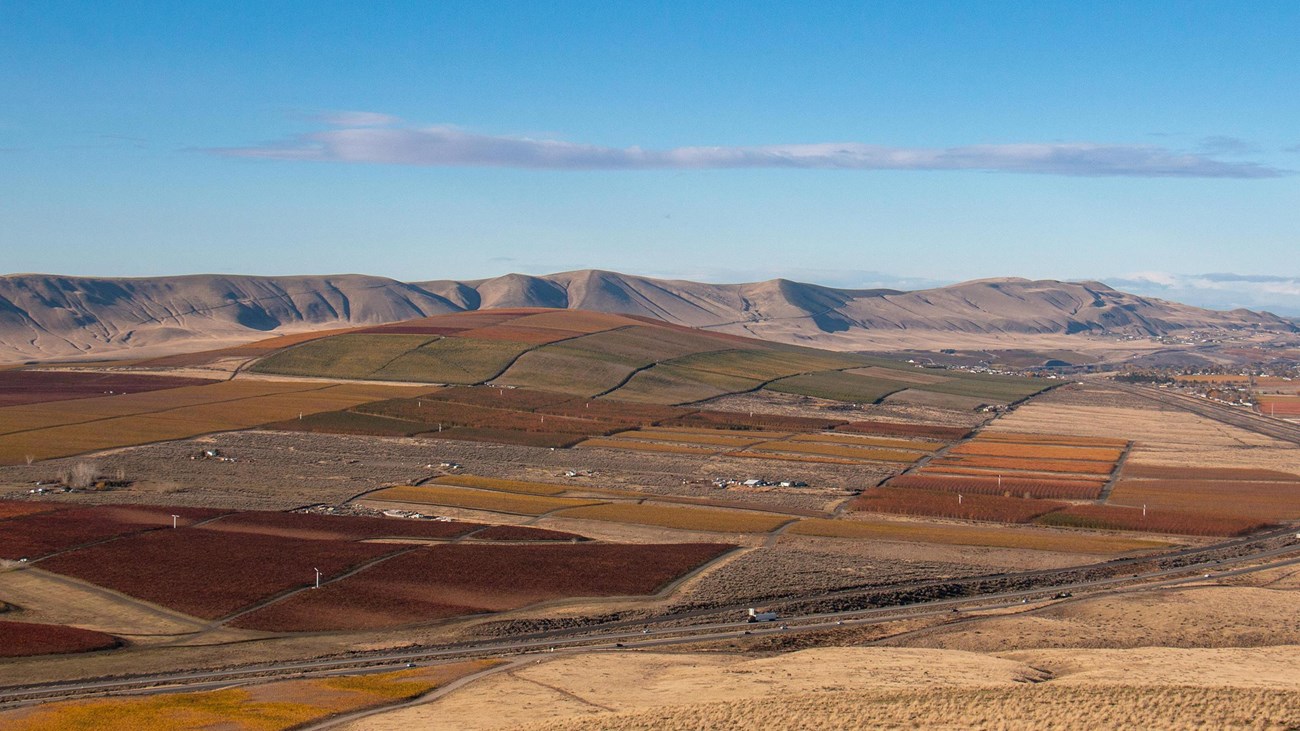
252 335 531 384
250 334 438 380
492 348 639 395
765 371 908 403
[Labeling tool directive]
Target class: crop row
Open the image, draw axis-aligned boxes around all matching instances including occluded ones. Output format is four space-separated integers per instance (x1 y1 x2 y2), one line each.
948 442 1124 463
608 429 769 448
366 485 603 516
924 465 1109 483
785 432 939 452
748 441 923 463
975 431 1129 448
833 421 971 441
730 451 862 466
928 455 1116 476
578 438 718 455
431 474 570 495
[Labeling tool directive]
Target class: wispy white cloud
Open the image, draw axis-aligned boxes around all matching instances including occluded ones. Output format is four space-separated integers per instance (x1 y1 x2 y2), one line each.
1108 272 1300 315
1197 135 1256 155
312 111 404 127
209 114 1286 178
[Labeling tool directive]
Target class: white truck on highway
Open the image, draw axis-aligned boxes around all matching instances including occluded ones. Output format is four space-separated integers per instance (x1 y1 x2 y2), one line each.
747 608 779 623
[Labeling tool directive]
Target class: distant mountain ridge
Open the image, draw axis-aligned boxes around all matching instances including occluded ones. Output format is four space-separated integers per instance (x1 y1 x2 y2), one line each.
0 270 1293 363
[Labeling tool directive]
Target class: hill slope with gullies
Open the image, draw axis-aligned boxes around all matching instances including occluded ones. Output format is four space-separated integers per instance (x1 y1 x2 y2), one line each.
0 270 1293 363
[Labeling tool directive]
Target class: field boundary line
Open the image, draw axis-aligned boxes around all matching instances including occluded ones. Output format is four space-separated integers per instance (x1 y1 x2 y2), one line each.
1097 441 1134 504
369 336 445 378
591 346 742 399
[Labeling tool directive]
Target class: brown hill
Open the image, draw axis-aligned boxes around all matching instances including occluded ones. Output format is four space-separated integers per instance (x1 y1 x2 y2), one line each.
0 270 1291 363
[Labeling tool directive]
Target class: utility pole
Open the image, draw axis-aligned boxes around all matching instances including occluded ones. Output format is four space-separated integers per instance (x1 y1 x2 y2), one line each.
314 568 322 589
171 514 179 529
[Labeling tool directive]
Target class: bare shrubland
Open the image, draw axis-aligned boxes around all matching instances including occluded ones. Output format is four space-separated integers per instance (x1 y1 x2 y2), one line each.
518 685 1300 731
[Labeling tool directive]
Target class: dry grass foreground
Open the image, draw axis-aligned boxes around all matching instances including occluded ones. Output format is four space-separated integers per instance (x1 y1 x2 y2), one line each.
340 646 1300 731
0 660 501 731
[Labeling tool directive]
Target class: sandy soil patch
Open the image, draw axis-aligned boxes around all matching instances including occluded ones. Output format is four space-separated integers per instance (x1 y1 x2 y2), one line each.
0 568 206 638
338 647 1046 731
342 645 1300 731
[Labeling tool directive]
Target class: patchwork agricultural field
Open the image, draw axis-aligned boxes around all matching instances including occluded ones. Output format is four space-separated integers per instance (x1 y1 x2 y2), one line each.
0 504 729 634
1 310 1296 722
240 308 1051 409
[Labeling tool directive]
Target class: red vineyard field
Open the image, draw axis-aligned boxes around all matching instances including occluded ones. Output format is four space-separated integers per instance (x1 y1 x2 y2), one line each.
849 487 1066 523
833 420 969 441
0 621 122 658
40 528 400 619
928 455 1117 476
232 543 733 632
1121 464 1300 481
975 432 1129 448
948 442 1124 463
0 504 230 560
663 411 844 432
201 511 482 541
468 525 588 541
0 371 216 408
888 473 1105 500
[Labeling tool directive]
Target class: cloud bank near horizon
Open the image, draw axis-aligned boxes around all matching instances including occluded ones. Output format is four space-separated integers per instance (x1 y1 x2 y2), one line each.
1110 272 1300 316
210 114 1285 178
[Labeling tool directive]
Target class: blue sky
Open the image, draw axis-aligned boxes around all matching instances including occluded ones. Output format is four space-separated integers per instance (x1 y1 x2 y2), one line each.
3 2 1299 312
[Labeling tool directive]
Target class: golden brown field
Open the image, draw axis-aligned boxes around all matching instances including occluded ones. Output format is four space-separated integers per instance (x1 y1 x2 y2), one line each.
366 485 605 516
431 475 571 495
555 502 794 533
0 660 501 731
0 380 430 464
576 438 719 455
